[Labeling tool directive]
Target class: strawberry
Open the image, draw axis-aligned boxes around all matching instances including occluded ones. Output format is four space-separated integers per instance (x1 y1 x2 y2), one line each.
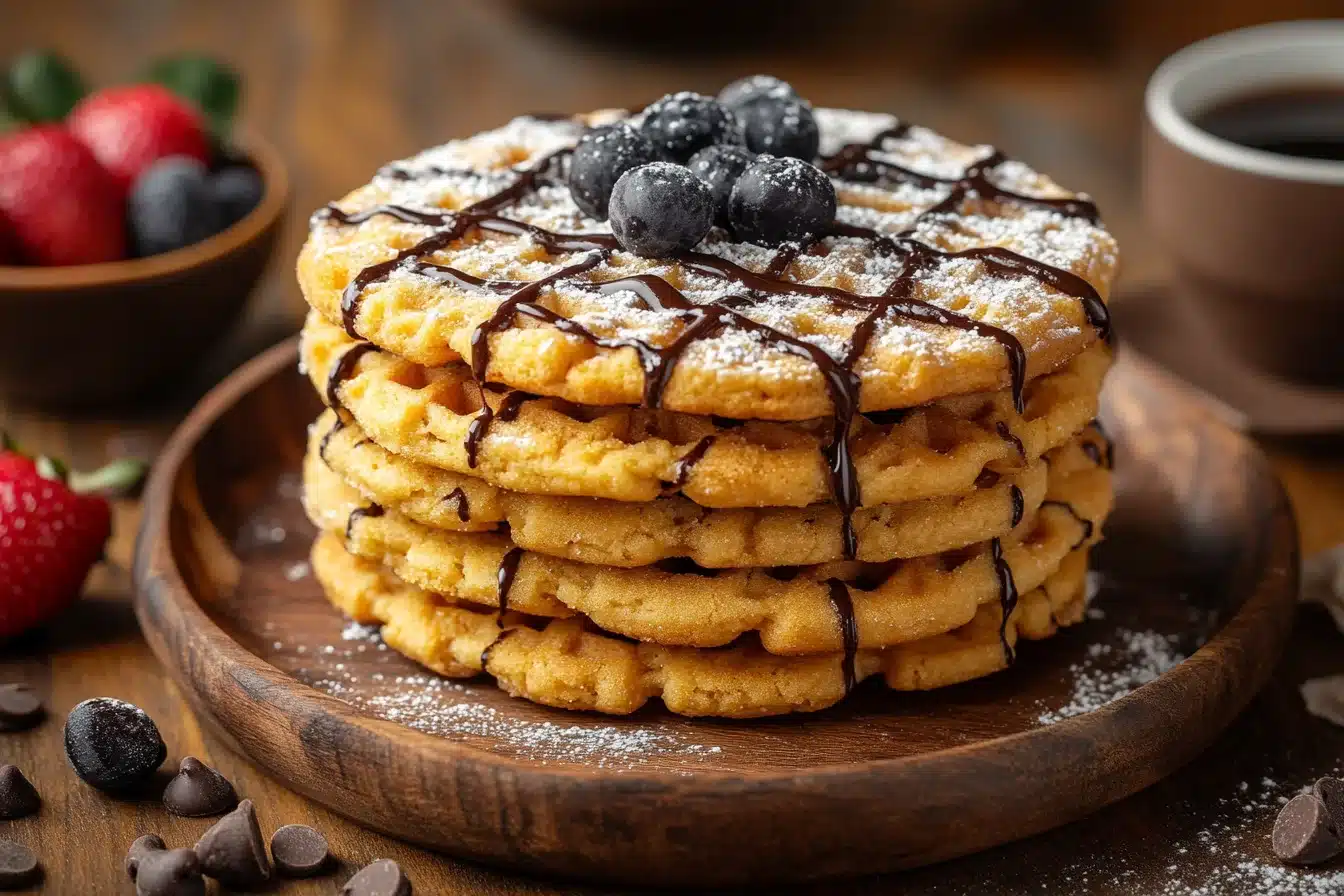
66 84 210 198
0 438 146 639
0 125 126 265
0 210 23 265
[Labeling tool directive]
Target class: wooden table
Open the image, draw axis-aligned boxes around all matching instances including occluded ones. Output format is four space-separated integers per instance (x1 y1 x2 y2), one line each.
4 2 1344 892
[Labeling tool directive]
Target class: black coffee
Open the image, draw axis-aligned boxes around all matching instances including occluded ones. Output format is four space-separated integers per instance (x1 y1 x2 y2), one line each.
1196 86 1344 161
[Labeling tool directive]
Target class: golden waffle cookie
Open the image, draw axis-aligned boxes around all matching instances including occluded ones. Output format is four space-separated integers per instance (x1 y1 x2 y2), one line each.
302 312 1110 508
313 408 1051 567
302 438 1111 654
312 532 1091 718
298 109 1118 420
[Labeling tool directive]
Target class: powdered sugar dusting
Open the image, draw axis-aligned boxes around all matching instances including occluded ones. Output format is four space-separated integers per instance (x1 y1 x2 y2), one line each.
1036 627 1187 725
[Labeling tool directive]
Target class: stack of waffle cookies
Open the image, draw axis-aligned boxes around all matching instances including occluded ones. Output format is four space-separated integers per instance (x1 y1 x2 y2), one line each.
296 101 1118 719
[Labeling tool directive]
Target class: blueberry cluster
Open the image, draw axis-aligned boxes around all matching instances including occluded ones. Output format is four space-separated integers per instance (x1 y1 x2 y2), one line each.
566 76 837 258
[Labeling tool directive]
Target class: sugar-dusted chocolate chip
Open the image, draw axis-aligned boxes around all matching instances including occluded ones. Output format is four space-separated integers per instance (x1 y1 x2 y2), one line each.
126 833 166 880
162 757 237 817
1314 776 1344 830
63 697 166 792
342 858 411 896
0 766 39 820
193 798 271 888
135 848 204 896
0 685 43 732
0 840 40 890
271 824 331 878
1273 793 1342 865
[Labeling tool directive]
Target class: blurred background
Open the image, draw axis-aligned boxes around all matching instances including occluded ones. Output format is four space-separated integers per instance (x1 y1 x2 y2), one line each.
5 0 1338 369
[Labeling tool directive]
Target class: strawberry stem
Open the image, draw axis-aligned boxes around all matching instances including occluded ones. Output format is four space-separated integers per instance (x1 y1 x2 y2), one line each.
69 458 149 499
35 455 68 483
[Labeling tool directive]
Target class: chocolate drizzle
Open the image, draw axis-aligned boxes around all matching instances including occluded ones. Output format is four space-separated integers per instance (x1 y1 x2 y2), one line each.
318 417 345 465
325 342 381 412
661 435 716 496
464 389 533 468
496 547 524 613
345 503 385 542
1042 499 1094 550
1009 484 1024 528
826 580 860 693
990 537 1019 664
995 421 1026 461
442 487 471 523
319 113 1113 563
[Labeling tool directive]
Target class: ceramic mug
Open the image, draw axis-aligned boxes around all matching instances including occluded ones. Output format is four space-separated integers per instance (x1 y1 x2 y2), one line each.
1143 21 1344 385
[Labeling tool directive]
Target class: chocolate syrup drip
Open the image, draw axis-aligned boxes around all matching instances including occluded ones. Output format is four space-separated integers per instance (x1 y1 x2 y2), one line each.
325 342 381 412
995 421 1026 461
496 547 524 613
661 435 716 496
480 627 516 669
990 537 1019 664
318 417 345 466
1009 484 1024 528
321 115 1114 564
442 487 471 523
1041 499 1094 550
826 579 860 693
464 390 533 469
345 503 385 542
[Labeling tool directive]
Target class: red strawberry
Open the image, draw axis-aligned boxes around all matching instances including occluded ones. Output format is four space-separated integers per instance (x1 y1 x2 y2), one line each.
0 211 23 265
0 440 146 639
67 84 210 198
0 125 126 266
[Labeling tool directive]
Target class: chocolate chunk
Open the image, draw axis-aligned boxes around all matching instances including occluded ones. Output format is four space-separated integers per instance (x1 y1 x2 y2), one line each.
63 697 166 792
0 684 44 732
1273 793 1342 865
1314 776 1344 830
0 840 40 890
193 798 271 888
342 858 411 896
126 834 166 880
162 757 237 817
135 848 204 896
0 766 39 819
271 824 331 878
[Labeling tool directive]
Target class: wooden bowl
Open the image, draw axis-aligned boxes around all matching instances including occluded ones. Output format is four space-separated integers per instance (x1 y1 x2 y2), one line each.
0 131 288 407
131 342 1300 887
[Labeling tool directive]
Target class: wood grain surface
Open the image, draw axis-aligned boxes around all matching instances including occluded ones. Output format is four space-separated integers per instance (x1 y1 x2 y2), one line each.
4 1 1344 893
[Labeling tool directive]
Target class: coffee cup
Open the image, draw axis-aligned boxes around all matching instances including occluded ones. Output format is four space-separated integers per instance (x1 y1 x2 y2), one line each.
1143 21 1344 386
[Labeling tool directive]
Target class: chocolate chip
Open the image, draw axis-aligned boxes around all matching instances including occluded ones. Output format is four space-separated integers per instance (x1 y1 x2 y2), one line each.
271 824 331 878
0 766 39 820
341 858 411 896
0 685 43 732
1314 776 1344 830
63 697 166 792
162 757 237 817
135 848 204 896
193 798 271 888
126 834 166 880
1273 793 1343 865
0 840 40 890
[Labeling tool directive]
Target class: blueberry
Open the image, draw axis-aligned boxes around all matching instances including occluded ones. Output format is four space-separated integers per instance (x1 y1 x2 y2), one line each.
64 698 166 793
210 165 264 228
567 123 661 220
717 75 799 113
128 156 223 257
639 92 742 163
609 162 714 258
741 98 820 161
729 156 837 247
687 144 755 226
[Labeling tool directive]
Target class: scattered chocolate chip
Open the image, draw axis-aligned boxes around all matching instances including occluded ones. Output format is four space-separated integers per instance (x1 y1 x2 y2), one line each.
0 840 40 890
271 824 331 878
341 859 411 896
135 848 204 896
0 766 39 819
63 697 166 792
162 757 237 817
193 798 271 888
1314 776 1344 830
126 834 166 880
0 685 44 732
1273 792 1342 865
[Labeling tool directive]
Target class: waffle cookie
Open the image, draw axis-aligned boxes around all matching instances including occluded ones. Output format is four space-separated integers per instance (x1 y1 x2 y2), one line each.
294 79 1118 717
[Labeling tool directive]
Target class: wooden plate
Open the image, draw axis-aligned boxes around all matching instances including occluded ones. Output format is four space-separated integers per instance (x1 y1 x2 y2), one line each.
131 339 1298 888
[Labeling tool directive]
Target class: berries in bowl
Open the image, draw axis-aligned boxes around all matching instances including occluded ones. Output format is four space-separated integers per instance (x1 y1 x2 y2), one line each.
0 52 288 407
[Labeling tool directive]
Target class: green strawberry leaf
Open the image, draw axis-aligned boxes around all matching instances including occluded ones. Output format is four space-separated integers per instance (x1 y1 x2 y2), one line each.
5 50 85 122
146 55 240 138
